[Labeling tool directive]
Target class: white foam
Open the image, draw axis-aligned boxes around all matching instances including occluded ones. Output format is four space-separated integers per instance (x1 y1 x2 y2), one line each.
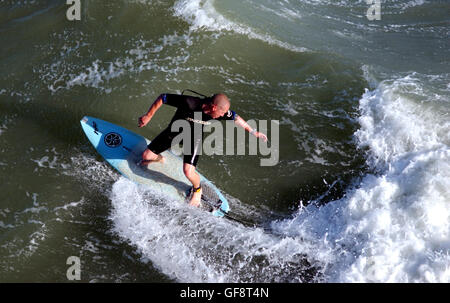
46 32 195 93
66 151 120 189
356 74 450 168
54 198 85 212
109 177 322 282
0 124 7 136
172 0 308 53
272 73 450 282
390 0 427 11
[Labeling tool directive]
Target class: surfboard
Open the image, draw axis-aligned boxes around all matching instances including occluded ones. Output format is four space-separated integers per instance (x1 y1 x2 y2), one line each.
80 116 230 217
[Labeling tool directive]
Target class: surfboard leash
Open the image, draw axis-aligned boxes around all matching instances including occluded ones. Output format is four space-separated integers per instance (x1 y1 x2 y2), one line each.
213 207 274 233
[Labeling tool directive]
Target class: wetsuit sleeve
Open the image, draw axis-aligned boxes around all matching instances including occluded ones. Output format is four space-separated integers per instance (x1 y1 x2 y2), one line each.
160 94 190 110
218 110 238 121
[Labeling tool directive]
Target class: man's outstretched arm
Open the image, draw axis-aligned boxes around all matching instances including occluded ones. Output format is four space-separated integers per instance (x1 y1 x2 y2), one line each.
138 94 164 128
234 115 268 142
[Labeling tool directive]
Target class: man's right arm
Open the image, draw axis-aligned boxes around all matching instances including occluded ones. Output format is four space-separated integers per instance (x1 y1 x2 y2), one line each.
138 94 165 128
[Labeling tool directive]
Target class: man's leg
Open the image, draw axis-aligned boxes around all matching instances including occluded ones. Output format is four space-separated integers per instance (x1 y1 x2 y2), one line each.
140 149 164 166
140 128 174 166
183 163 202 207
183 137 202 207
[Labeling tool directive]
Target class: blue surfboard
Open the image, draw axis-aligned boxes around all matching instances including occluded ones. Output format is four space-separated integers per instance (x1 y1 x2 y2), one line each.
80 116 229 217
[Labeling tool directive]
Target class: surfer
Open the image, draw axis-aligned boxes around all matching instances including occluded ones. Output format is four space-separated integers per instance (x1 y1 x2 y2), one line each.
138 93 267 207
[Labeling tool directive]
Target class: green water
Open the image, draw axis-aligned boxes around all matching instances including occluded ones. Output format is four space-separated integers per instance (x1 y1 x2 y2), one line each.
1 0 447 282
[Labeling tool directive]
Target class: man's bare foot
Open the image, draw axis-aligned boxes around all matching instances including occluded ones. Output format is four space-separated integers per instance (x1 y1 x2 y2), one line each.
138 154 165 166
189 187 202 208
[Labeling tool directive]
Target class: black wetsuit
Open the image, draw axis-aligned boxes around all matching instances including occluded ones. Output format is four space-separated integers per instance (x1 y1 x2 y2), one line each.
147 94 237 166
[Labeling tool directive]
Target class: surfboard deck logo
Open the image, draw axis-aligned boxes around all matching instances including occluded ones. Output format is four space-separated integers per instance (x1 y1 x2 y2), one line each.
104 132 122 148
80 116 229 217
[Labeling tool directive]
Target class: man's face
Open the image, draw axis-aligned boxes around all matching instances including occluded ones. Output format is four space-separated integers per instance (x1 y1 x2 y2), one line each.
209 104 229 119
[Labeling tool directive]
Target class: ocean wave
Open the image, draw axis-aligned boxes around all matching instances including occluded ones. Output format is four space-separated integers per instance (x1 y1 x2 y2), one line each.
272 72 450 282
109 177 321 282
356 74 450 168
172 0 308 53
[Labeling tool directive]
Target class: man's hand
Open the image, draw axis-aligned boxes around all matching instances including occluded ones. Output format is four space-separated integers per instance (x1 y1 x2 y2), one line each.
139 95 164 128
138 114 151 128
254 131 268 142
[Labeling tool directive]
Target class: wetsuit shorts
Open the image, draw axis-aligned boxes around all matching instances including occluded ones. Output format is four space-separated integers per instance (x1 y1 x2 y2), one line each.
147 127 202 167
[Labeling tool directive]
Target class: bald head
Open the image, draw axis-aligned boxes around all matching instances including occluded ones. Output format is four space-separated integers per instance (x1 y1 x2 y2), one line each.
211 94 230 111
204 93 230 119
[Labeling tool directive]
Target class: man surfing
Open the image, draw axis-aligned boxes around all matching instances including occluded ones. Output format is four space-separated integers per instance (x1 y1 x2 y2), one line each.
138 92 267 207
